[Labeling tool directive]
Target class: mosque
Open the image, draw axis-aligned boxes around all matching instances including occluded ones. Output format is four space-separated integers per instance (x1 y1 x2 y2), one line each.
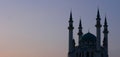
68 9 109 57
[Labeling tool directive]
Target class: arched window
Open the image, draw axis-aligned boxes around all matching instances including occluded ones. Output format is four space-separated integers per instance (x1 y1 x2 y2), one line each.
86 52 89 57
101 53 103 57
79 52 81 57
82 52 84 57
76 52 78 57
91 52 94 57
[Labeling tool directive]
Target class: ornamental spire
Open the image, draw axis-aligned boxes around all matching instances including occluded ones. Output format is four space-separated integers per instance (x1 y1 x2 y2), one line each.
103 16 109 57
104 16 108 26
69 11 73 22
68 11 75 54
95 9 101 51
78 18 83 46
95 8 101 28
68 11 74 30
97 8 100 19
78 19 83 35
79 19 82 29
103 16 108 33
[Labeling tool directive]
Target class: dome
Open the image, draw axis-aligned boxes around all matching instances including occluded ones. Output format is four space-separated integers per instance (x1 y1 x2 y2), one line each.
81 32 96 43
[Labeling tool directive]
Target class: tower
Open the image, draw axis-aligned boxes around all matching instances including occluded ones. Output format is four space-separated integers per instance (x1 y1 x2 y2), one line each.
103 16 109 57
95 9 102 51
68 11 75 57
78 19 83 46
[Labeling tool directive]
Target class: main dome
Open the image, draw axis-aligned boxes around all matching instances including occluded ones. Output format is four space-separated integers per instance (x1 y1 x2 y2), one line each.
81 32 96 43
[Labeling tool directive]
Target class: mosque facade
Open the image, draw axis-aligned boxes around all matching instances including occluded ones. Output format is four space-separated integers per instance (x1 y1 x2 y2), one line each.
68 9 109 57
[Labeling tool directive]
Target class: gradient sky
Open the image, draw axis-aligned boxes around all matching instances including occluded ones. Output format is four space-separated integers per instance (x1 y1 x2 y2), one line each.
0 0 119 57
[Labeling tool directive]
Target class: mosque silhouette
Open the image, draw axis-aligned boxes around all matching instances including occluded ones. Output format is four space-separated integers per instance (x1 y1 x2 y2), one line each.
68 9 109 57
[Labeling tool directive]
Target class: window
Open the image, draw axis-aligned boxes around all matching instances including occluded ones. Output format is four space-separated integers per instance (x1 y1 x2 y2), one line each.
91 52 94 57
101 53 103 57
79 52 81 57
82 52 84 57
76 52 78 57
86 52 89 57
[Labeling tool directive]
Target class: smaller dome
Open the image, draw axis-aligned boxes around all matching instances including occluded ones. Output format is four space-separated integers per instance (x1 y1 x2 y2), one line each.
81 32 96 43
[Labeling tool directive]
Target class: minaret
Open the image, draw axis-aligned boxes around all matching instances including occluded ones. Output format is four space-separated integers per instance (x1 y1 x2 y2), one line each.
103 16 109 57
78 19 83 46
95 9 102 50
68 11 75 54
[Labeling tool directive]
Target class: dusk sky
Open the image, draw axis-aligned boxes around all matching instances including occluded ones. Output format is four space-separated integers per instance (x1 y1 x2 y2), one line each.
0 0 119 57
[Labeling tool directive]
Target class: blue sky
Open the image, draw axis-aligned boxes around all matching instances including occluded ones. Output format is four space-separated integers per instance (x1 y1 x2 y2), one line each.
0 0 119 57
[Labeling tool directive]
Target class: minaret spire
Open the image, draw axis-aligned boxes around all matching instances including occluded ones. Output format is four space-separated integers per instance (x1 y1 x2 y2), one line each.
79 19 82 27
103 16 109 57
78 19 83 46
97 9 100 18
70 11 73 22
104 17 107 26
68 11 74 30
95 9 102 51
68 11 75 56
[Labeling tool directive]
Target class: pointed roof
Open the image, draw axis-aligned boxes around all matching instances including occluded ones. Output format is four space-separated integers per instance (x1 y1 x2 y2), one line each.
97 9 100 19
95 8 102 27
79 19 82 29
78 19 83 35
103 16 109 33
69 11 73 22
68 11 74 30
104 16 108 26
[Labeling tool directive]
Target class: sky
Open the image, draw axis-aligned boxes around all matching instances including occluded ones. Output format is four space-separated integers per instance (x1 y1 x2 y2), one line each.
0 0 119 57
